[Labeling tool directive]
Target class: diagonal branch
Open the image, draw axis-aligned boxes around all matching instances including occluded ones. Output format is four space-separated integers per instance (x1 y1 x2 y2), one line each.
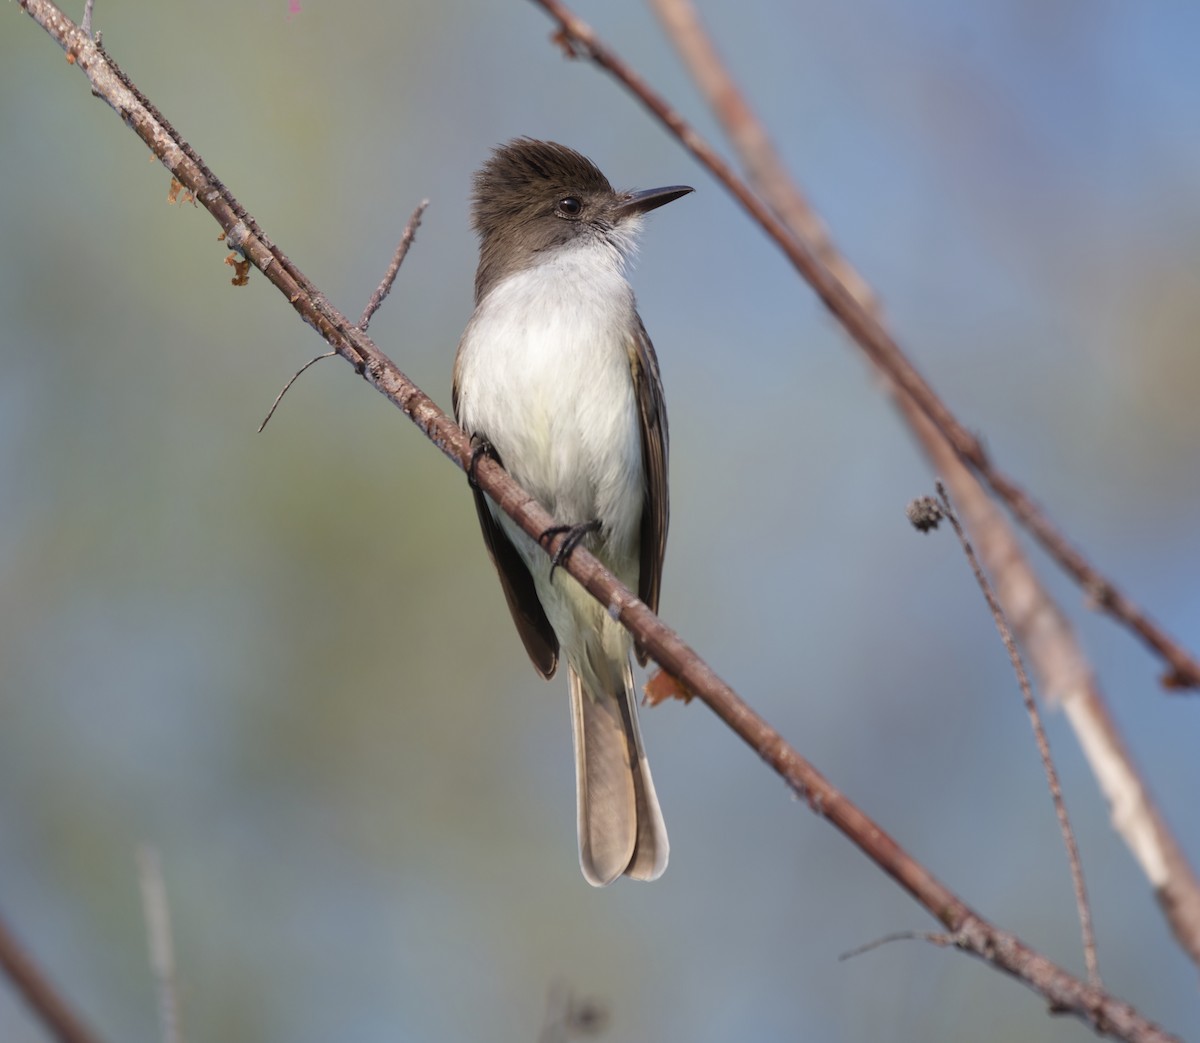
0 912 109 1043
930 487 1100 987
646 0 1200 971
12 3 1182 1041
648 0 878 315
530 0 1200 693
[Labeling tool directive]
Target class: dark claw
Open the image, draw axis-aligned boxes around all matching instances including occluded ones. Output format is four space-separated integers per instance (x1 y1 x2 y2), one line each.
467 436 496 489
540 520 602 582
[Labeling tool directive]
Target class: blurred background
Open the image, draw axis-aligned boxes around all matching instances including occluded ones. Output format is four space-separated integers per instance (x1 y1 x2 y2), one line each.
3 1 1199 1040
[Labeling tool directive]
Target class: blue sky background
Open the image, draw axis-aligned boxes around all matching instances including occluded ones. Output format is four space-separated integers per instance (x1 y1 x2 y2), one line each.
2 2 1198 1041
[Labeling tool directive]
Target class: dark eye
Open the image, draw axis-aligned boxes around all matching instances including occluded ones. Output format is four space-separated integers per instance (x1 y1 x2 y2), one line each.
557 196 582 217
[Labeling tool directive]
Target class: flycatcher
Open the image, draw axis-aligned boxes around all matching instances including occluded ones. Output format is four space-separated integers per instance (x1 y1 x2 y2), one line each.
452 139 691 885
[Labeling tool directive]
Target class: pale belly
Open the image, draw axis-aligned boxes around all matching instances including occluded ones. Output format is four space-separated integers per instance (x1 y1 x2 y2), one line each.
455 265 646 569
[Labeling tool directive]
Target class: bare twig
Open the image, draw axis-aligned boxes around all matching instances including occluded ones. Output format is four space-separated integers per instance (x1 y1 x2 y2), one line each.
647 0 1200 970
838 930 953 962
904 386 1200 965
0 911 109 1043
258 350 337 432
80 0 93 37
932 486 1101 987
137 847 183 1043
531 0 1200 692
14 4 1182 1039
359 199 428 331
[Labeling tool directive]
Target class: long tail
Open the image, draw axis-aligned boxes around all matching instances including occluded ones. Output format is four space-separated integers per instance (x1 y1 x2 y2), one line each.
570 662 668 886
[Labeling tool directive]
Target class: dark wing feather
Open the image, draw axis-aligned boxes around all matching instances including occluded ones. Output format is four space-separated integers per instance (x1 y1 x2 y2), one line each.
452 375 559 679
629 316 669 665
468 485 560 679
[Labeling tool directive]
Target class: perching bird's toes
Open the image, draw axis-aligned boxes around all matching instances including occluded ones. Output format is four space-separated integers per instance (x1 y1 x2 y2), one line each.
466 435 497 489
540 520 602 581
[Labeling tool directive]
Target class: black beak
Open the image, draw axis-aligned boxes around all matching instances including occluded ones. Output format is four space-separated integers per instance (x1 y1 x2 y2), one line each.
613 185 694 218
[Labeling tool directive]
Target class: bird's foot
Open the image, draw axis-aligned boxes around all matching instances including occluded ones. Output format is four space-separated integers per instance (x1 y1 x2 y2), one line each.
540 519 602 582
467 435 497 489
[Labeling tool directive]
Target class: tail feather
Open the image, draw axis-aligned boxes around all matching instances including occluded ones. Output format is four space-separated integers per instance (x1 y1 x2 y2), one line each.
570 665 668 886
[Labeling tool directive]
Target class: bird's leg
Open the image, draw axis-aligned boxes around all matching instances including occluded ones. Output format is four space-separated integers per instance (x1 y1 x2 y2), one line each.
540 520 602 582
467 435 498 489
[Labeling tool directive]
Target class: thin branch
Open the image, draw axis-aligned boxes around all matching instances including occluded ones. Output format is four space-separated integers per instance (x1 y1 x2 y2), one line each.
838 930 953 962
258 350 337 432
137 847 183 1043
647 0 1200 970
531 0 1200 692
13 4 1182 1040
359 199 428 331
905 381 1200 964
930 488 1100 987
0 912 109 1043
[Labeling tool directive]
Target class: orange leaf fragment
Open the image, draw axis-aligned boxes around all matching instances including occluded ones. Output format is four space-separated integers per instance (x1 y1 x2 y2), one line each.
224 253 251 287
644 669 693 707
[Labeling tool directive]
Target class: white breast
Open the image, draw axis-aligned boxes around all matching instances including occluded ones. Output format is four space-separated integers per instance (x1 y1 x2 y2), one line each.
455 248 645 562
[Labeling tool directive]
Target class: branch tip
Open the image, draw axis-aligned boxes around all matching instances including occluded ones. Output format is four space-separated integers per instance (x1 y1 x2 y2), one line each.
258 351 337 432
838 930 952 962
359 199 429 331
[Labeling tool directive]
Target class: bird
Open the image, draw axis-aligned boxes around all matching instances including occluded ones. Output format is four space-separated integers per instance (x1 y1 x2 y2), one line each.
452 138 691 884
